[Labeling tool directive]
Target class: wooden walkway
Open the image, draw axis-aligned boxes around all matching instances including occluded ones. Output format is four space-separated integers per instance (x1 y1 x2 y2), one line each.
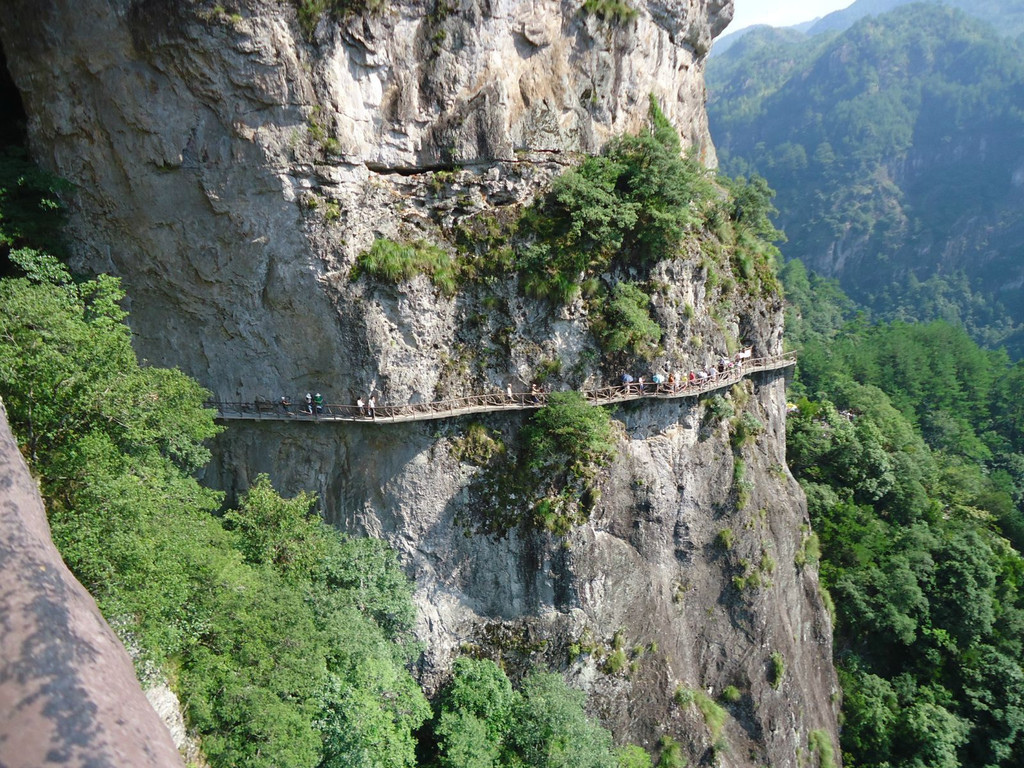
208 352 796 425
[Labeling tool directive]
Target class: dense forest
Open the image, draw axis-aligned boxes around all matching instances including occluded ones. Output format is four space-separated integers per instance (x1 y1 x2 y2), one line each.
708 3 1024 355
783 259 1024 767
709 3 1024 764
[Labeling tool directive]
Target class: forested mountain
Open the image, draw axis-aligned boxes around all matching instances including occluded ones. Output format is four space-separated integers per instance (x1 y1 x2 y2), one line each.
807 0 1024 37
713 0 1024 57
708 4 1024 354
782 260 1024 768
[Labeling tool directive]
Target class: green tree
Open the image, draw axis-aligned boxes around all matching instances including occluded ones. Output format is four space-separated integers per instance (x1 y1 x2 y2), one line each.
435 657 519 768
507 671 617 768
598 281 662 359
225 474 327 580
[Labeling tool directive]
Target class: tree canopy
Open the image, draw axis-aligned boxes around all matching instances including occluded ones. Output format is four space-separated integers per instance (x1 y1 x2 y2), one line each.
782 262 1024 768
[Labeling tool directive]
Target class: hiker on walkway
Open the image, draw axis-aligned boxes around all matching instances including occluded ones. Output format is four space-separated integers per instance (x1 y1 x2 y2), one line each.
530 383 541 404
305 392 313 414
314 392 324 413
506 383 514 402
279 396 291 413
357 397 365 417
621 373 634 394
367 395 376 419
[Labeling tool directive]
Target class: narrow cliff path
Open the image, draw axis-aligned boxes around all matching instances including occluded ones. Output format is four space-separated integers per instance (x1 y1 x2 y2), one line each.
208 352 796 424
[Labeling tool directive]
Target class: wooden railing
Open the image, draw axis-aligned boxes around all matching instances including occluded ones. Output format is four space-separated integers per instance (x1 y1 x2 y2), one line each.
207 351 796 425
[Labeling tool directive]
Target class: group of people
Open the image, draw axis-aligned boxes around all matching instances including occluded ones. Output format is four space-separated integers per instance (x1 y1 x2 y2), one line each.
268 348 757 420
279 392 379 418
279 392 327 415
355 395 377 419
504 382 545 405
621 348 753 396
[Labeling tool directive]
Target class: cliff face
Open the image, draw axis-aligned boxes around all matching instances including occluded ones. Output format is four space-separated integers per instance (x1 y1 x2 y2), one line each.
2 0 731 401
0 402 185 768
0 0 841 764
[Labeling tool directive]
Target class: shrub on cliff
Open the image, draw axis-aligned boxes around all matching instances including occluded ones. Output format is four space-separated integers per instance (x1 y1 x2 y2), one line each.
517 97 715 302
520 391 616 532
353 237 458 296
593 281 663 360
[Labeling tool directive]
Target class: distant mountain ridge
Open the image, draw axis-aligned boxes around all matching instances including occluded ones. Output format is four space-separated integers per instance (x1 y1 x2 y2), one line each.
713 0 1024 56
708 2 1024 354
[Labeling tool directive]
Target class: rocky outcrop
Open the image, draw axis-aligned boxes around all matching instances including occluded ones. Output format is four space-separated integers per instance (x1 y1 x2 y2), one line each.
0 401 185 768
1 0 729 401
0 0 840 764
210 367 838 764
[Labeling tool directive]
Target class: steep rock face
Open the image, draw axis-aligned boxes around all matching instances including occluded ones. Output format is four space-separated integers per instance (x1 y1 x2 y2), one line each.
209 369 838 764
0 0 841 764
2 0 729 401
0 402 185 768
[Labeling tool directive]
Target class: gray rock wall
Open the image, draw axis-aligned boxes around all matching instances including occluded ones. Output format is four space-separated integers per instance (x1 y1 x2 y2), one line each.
2 0 729 401
205 369 838 764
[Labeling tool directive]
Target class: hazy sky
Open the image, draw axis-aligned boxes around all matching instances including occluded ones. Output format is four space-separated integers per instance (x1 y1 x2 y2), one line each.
729 0 856 32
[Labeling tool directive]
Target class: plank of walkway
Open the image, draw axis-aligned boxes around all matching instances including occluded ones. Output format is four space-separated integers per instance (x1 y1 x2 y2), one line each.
209 354 795 425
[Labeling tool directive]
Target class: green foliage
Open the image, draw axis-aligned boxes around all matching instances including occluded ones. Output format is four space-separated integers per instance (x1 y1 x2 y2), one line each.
353 237 458 296
710 6 1024 346
293 0 384 35
716 528 735 550
596 281 663 360
0 146 70 260
785 273 1024 767
517 98 716 303
316 607 430 768
692 690 727 740
604 648 628 674
0 244 432 768
523 392 616 476
435 660 625 768
616 744 653 768
654 736 685 768
704 394 734 422
720 685 741 703
452 423 505 466
732 455 748 488
673 686 695 706
509 671 618 768
520 392 616 532
807 730 835 768
794 529 821 569
730 410 764 449
435 657 518 768
769 652 785 689
224 474 325 580
581 0 637 25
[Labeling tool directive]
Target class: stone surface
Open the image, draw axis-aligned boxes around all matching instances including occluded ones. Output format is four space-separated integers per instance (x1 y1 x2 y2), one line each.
0 401 185 768
0 1 842 764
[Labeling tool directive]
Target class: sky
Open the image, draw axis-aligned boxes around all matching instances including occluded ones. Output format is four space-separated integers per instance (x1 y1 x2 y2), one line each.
728 0 856 32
